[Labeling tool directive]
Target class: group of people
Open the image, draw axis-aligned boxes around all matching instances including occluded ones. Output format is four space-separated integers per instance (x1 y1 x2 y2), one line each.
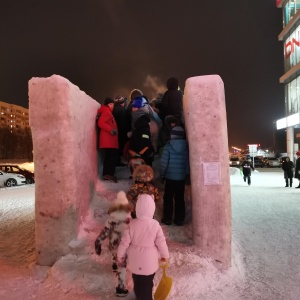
283 150 300 188
240 151 300 188
97 77 184 182
95 77 190 299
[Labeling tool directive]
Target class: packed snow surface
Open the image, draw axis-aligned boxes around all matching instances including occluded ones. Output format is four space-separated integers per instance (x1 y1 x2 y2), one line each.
0 167 299 300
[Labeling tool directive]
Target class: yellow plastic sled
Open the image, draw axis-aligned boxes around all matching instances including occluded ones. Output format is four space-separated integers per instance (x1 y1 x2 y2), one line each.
154 263 172 300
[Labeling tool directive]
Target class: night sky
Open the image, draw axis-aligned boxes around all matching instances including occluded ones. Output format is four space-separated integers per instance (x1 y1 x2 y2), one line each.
0 0 284 150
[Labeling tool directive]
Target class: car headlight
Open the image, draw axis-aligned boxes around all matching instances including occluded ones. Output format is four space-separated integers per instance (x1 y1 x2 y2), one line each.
17 175 25 178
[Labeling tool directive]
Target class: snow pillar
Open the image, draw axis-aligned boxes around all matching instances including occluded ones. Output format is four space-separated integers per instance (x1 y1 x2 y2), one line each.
29 75 99 266
286 127 294 162
183 75 231 268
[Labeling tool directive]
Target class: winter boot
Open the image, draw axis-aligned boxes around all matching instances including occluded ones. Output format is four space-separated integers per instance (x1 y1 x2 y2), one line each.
290 179 293 187
112 262 118 272
285 179 289 187
115 287 129 297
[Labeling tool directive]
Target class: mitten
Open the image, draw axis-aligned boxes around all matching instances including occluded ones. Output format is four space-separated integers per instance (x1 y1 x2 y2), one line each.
111 129 118 136
95 239 101 255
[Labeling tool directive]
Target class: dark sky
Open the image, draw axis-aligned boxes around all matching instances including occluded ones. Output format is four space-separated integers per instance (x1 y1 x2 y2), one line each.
0 0 284 150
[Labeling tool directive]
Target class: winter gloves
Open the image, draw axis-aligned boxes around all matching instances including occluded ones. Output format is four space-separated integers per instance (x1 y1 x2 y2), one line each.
111 129 118 136
95 239 101 255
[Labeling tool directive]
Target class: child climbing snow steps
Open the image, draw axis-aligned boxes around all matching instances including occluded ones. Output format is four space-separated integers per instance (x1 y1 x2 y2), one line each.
94 191 131 297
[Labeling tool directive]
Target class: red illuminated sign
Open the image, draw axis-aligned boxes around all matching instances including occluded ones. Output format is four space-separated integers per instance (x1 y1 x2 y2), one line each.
285 31 300 59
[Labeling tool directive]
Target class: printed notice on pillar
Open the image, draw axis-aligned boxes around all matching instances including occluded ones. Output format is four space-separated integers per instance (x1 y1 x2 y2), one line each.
203 162 221 185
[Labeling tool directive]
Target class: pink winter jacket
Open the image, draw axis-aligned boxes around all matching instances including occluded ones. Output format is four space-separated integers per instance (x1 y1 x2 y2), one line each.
117 194 169 275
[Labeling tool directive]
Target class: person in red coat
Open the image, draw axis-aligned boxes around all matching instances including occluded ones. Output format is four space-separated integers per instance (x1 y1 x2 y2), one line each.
98 97 119 182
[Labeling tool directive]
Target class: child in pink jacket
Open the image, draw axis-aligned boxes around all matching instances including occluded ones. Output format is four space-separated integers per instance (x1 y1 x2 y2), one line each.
117 194 169 300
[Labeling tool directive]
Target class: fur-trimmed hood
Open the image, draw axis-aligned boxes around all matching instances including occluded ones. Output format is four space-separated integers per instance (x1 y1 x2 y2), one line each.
108 191 132 221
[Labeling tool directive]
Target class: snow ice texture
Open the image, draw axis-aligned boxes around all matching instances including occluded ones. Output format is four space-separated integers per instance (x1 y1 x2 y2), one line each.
1 167 300 300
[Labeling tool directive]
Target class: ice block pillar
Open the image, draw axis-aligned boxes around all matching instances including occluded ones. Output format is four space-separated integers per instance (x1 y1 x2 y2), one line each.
184 75 231 268
29 75 99 266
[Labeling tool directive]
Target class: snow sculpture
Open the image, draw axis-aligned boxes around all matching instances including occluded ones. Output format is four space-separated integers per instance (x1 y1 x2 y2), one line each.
29 75 99 266
184 75 231 268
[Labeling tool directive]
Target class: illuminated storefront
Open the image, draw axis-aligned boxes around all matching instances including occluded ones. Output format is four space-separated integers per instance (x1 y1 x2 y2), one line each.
276 0 300 159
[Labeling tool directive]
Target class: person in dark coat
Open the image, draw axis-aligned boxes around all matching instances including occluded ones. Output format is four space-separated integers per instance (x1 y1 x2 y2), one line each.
125 89 143 135
97 97 119 182
159 126 189 226
241 158 255 186
282 156 294 187
161 77 183 122
129 115 154 167
113 95 129 166
294 151 300 188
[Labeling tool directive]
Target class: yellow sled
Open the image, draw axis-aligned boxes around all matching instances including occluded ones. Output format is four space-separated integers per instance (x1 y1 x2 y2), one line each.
154 263 172 300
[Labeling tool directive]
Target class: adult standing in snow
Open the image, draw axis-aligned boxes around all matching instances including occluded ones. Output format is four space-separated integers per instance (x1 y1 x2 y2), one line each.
282 156 294 187
117 194 169 300
95 191 131 297
97 97 119 183
294 151 300 188
112 95 129 166
159 126 189 226
161 77 183 123
125 88 144 135
130 96 162 152
241 158 255 186
129 115 155 167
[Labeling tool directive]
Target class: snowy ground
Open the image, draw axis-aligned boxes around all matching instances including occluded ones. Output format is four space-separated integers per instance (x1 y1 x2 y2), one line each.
0 167 300 300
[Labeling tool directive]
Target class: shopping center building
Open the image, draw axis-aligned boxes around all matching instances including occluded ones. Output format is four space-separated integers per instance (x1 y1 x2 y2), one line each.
276 0 300 159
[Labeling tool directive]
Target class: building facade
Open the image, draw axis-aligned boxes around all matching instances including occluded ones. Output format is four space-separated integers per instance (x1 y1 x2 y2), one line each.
0 101 29 133
276 0 300 160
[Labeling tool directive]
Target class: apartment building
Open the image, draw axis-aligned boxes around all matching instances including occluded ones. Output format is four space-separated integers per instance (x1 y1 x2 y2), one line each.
0 100 29 132
276 0 300 159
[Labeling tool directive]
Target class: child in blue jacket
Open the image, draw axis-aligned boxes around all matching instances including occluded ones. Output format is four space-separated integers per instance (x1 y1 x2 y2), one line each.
159 126 189 226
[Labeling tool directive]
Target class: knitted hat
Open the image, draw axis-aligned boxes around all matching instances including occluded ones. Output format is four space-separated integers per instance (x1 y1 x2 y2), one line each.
115 95 125 104
133 165 154 182
132 98 143 109
296 151 300 156
112 191 129 206
104 97 115 106
171 126 185 139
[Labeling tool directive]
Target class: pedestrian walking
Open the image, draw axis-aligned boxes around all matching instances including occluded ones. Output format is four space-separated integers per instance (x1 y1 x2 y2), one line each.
282 156 294 187
241 158 255 186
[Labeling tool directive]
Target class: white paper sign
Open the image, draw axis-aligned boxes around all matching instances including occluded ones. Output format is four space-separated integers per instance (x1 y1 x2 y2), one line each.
203 162 221 185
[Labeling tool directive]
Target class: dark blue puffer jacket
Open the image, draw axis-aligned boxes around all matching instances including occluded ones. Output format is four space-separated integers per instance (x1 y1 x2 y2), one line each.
159 139 189 180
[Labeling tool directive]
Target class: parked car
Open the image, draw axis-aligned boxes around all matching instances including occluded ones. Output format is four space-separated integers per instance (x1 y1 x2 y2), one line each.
0 170 26 187
250 157 267 168
264 157 281 167
0 164 34 184
229 155 242 167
